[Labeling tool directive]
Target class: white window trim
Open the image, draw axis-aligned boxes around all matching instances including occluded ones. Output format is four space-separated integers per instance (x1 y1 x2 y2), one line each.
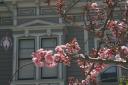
11 29 65 85
84 30 89 54
94 37 100 49
84 30 101 54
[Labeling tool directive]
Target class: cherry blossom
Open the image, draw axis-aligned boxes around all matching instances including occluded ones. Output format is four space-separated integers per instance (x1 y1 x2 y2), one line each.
66 38 81 54
90 3 98 9
32 49 57 68
98 48 114 59
120 46 128 58
56 0 64 14
31 0 128 85
107 20 127 37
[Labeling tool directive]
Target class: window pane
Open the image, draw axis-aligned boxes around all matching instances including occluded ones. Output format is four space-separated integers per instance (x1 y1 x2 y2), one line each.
18 39 35 80
41 38 58 78
40 7 57 15
104 66 117 73
17 7 36 16
101 66 117 82
121 67 128 77
0 17 13 26
41 38 57 48
88 32 94 51
19 39 35 58
18 60 35 79
41 66 58 78
19 49 34 58
20 39 35 48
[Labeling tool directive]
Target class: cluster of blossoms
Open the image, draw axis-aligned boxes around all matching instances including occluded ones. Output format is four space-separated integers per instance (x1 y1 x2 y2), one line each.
32 38 80 68
119 46 128 59
32 37 128 84
56 0 64 14
68 62 107 85
107 20 127 37
105 0 115 7
32 49 57 68
89 46 128 61
32 0 128 85
84 2 107 37
97 48 114 59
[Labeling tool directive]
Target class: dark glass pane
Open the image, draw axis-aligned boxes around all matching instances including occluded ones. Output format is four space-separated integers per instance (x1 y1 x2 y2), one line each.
101 66 118 82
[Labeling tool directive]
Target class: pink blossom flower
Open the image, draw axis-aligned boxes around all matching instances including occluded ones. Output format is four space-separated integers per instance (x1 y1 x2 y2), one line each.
120 46 128 57
55 45 66 53
32 49 57 68
107 20 117 30
82 80 89 85
91 3 98 9
66 38 80 54
56 0 64 14
98 48 113 59
54 53 70 65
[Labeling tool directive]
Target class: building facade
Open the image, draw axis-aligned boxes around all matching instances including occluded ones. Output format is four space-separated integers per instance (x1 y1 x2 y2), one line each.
0 0 88 85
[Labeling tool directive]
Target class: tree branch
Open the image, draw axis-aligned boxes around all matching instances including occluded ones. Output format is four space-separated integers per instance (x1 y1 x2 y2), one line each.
79 54 128 65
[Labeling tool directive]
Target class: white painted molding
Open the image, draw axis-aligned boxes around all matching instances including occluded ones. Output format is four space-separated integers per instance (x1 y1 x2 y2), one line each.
17 19 58 28
84 30 88 53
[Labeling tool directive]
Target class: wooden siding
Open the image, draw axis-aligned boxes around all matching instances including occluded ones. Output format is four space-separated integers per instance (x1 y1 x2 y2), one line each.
0 29 13 85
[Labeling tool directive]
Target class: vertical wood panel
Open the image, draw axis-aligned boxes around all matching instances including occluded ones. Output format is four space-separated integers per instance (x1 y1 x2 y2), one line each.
0 29 13 85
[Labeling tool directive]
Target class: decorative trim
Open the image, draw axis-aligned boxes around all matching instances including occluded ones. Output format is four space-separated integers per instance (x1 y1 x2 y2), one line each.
17 20 58 28
0 35 13 50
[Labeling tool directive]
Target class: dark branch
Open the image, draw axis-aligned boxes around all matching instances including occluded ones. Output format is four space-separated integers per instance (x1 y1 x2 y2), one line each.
79 54 128 65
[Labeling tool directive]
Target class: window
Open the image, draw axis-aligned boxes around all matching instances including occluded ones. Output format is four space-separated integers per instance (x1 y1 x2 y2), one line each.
121 66 128 77
0 16 13 26
40 38 58 79
88 32 95 51
100 66 118 82
39 7 57 15
18 39 35 80
113 10 122 19
17 7 36 16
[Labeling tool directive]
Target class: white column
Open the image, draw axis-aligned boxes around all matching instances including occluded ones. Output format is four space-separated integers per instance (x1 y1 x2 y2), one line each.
59 17 63 24
12 35 17 85
84 30 89 54
35 0 40 16
12 5 17 26
36 36 40 80
58 34 63 79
